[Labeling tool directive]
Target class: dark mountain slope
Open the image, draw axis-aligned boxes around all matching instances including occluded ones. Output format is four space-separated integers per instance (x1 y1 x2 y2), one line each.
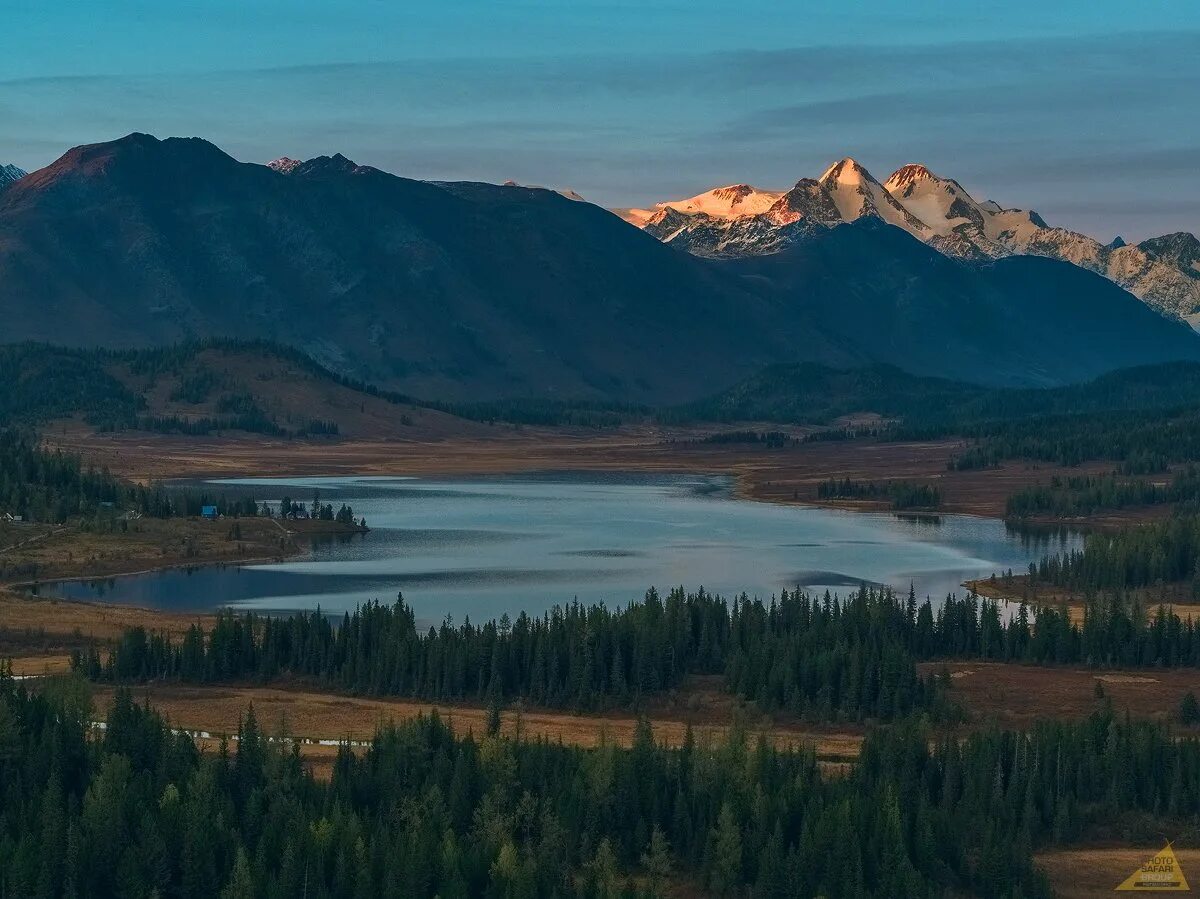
0 134 839 403
718 220 1200 387
1 134 1197 401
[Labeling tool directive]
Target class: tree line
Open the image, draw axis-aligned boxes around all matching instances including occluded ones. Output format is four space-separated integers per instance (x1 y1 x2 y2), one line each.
933 407 1200 474
1032 515 1200 594
817 478 941 510
82 587 950 723
1004 470 1200 518
83 581 1200 725
0 428 265 523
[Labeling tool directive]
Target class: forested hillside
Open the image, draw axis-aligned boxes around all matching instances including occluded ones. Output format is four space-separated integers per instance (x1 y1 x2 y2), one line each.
0 340 490 438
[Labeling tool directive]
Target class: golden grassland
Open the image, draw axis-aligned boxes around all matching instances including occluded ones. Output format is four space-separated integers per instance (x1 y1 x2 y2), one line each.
86 678 864 759
0 592 214 644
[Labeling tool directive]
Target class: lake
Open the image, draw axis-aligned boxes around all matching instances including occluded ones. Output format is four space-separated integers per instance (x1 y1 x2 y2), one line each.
41 472 1077 623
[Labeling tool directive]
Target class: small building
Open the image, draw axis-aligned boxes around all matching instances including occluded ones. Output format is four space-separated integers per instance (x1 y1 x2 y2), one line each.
200 505 219 520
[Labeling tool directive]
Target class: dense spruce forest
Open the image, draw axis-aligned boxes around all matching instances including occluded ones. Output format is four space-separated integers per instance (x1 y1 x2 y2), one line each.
82 582 1200 726
0 429 125 523
935 408 1200 473
4 670 1200 898
81 587 948 723
1031 515 1200 594
0 429 328 524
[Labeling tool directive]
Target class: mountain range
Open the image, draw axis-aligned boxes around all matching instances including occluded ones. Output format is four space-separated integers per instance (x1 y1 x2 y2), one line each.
1 134 1198 403
619 159 1200 323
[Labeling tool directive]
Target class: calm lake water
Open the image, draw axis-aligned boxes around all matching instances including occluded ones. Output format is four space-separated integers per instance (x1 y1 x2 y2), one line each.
41 472 1078 623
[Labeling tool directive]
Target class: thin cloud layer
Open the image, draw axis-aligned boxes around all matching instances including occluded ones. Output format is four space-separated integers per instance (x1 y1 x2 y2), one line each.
1 23 1196 240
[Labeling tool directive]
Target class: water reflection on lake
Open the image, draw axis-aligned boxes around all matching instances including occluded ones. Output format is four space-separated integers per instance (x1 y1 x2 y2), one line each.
39 472 1080 624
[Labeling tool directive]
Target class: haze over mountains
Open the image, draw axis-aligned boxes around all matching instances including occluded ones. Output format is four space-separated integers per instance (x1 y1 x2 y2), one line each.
1 133 1199 403
620 159 1200 322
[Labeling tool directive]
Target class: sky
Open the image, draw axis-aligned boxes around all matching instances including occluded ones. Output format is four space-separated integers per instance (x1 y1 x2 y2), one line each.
2 0 1197 241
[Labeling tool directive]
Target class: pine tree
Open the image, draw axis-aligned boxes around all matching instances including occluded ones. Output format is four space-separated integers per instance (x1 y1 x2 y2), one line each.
220 847 256 899
641 826 672 898
708 802 743 896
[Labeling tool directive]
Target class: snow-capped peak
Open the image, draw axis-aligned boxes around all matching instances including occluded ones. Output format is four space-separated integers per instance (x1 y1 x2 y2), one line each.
819 157 874 186
884 164 938 192
711 184 766 203
267 157 302 174
660 184 784 218
0 163 27 188
616 183 783 226
814 157 931 235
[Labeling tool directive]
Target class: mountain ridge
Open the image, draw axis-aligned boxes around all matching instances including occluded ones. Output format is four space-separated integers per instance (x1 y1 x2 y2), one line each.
2 133 1198 402
622 159 1200 321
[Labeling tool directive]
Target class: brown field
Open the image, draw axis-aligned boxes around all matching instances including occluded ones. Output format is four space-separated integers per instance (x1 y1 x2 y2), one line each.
0 592 217 668
0 592 214 642
48 428 1131 522
1036 846 1200 897
9 653 73 675
84 679 864 765
924 660 1200 729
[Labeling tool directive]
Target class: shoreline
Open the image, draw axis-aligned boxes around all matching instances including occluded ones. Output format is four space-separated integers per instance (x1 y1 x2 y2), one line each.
5 471 1019 627
0 518 368 616
46 429 1158 527
1 431 1139 626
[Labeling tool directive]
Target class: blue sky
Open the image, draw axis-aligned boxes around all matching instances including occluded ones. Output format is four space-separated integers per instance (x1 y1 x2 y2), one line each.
2 0 1197 240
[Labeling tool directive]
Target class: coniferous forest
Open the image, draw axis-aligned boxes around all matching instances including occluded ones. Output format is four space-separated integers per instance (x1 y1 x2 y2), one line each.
1032 515 1200 593
5 667 1200 899
83 584 1200 725
0 429 263 523
82 587 948 722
